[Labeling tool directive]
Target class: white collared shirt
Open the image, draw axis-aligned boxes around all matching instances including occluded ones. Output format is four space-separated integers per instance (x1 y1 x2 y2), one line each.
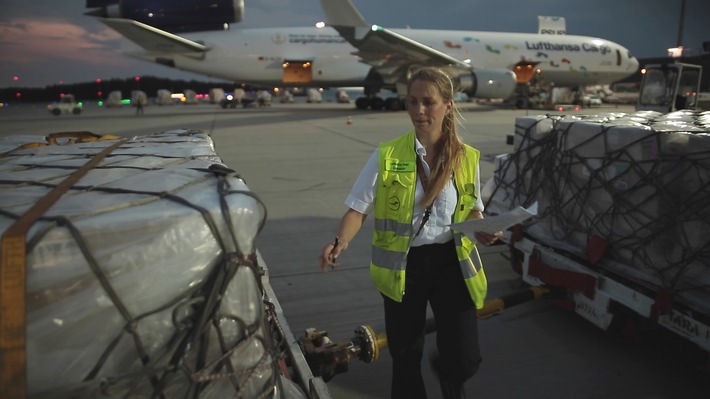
345 138 483 247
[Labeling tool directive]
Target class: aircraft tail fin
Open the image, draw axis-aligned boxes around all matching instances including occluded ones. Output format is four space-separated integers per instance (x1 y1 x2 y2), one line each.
320 0 368 27
101 18 208 53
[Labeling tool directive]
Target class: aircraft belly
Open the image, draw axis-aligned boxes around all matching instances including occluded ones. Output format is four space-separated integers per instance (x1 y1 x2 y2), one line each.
159 53 368 87
312 60 371 83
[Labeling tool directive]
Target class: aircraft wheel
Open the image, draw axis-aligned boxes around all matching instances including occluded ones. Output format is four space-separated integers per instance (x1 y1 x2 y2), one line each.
515 98 529 109
370 97 385 111
355 97 370 110
385 97 404 111
52 109 60 116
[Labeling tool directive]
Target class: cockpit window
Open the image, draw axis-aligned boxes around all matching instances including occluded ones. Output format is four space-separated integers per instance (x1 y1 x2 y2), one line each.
616 49 621 66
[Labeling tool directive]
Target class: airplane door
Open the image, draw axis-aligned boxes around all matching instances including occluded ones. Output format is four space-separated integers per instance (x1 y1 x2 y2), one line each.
282 60 313 84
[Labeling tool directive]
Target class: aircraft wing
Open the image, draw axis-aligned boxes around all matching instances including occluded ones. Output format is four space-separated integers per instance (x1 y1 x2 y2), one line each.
101 18 208 54
321 0 471 85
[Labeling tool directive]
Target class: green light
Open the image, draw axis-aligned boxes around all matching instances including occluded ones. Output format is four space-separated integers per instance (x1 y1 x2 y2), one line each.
77 101 84 107
98 101 104 107
371 25 382 32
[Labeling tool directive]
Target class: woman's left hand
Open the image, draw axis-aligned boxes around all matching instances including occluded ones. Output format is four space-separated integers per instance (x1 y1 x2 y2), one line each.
474 230 503 246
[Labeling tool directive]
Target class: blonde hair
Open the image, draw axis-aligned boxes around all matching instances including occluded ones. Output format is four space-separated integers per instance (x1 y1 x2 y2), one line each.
407 67 465 206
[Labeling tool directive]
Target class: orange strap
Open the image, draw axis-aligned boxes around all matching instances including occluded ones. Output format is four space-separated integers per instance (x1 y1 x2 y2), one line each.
0 137 127 398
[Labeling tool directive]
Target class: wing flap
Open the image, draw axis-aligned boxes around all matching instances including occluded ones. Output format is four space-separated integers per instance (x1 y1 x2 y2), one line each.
338 26 471 84
101 18 208 54
321 0 470 85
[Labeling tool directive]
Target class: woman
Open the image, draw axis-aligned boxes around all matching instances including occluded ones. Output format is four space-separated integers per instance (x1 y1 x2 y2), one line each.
319 67 501 399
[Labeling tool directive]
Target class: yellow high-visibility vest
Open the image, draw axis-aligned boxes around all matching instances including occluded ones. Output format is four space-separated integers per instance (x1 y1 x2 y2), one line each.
371 131 487 308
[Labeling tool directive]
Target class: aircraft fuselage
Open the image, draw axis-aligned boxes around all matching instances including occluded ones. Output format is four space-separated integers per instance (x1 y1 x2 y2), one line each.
122 26 638 90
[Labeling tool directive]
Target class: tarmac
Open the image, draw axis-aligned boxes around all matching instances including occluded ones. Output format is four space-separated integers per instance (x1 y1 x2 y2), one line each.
1 100 708 398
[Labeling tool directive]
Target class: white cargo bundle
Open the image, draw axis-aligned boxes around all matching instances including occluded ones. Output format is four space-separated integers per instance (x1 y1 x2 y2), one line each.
0 131 308 398
487 110 710 317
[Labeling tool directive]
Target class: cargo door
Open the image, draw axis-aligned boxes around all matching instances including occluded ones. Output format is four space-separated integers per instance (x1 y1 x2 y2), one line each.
282 60 313 84
513 61 539 84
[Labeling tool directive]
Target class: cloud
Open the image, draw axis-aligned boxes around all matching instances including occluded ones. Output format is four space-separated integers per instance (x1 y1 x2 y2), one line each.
0 18 126 65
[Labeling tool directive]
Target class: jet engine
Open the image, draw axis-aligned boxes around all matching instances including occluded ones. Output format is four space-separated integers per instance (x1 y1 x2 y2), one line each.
454 68 518 100
85 0 244 33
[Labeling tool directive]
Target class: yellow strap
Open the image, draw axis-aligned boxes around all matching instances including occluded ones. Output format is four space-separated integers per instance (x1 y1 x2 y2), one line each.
0 137 127 398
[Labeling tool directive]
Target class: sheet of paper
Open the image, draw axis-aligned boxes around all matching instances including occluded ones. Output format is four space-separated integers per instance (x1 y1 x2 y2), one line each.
450 202 538 236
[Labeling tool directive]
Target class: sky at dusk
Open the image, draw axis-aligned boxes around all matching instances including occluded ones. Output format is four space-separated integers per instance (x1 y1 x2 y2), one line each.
0 0 707 88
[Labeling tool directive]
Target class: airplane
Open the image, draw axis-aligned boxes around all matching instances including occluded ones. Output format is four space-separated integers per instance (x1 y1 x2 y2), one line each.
85 0 639 110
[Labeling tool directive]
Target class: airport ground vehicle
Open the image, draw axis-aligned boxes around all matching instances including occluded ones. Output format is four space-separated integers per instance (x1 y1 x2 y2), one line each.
584 95 603 107
485 112 710 358
636 63 703 113
47 94 82 116
219 89 246 108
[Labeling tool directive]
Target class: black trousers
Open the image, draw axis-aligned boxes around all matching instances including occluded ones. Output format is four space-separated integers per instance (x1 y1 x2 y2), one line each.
384 240 481 399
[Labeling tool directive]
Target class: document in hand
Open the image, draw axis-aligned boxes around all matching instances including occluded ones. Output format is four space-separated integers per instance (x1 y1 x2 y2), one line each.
450 202 538 238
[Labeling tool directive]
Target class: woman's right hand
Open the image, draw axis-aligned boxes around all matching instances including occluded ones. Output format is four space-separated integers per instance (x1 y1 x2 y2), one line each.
319 239 347 272
319 208 365 272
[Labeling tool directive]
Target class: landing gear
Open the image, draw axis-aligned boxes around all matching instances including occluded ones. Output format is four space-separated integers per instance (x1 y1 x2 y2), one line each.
355 96 406 111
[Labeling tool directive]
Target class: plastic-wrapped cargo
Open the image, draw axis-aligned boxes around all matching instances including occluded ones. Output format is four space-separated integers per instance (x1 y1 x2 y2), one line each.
0 130 308 398
486 111 710 317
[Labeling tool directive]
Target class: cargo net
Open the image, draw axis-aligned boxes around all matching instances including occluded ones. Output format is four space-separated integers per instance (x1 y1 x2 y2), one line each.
485 110 710 315
0 131 305 398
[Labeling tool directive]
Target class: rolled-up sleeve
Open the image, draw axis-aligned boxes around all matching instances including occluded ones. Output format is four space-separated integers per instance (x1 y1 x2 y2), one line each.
345 149 379 215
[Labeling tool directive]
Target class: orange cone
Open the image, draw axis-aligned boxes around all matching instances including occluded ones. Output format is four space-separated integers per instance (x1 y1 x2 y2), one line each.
346 116 353 125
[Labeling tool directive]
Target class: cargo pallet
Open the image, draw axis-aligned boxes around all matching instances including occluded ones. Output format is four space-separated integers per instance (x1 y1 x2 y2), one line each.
504 231 710 354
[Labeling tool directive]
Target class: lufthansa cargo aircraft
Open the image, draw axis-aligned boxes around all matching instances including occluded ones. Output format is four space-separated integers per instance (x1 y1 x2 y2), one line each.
86 0 639 110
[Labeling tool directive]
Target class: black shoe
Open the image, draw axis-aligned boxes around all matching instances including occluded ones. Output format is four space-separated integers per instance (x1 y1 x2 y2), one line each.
429 352 466 399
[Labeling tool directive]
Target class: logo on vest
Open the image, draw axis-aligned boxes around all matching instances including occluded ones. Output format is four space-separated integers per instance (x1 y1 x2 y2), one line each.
386 160 414 172
388 196 401 211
